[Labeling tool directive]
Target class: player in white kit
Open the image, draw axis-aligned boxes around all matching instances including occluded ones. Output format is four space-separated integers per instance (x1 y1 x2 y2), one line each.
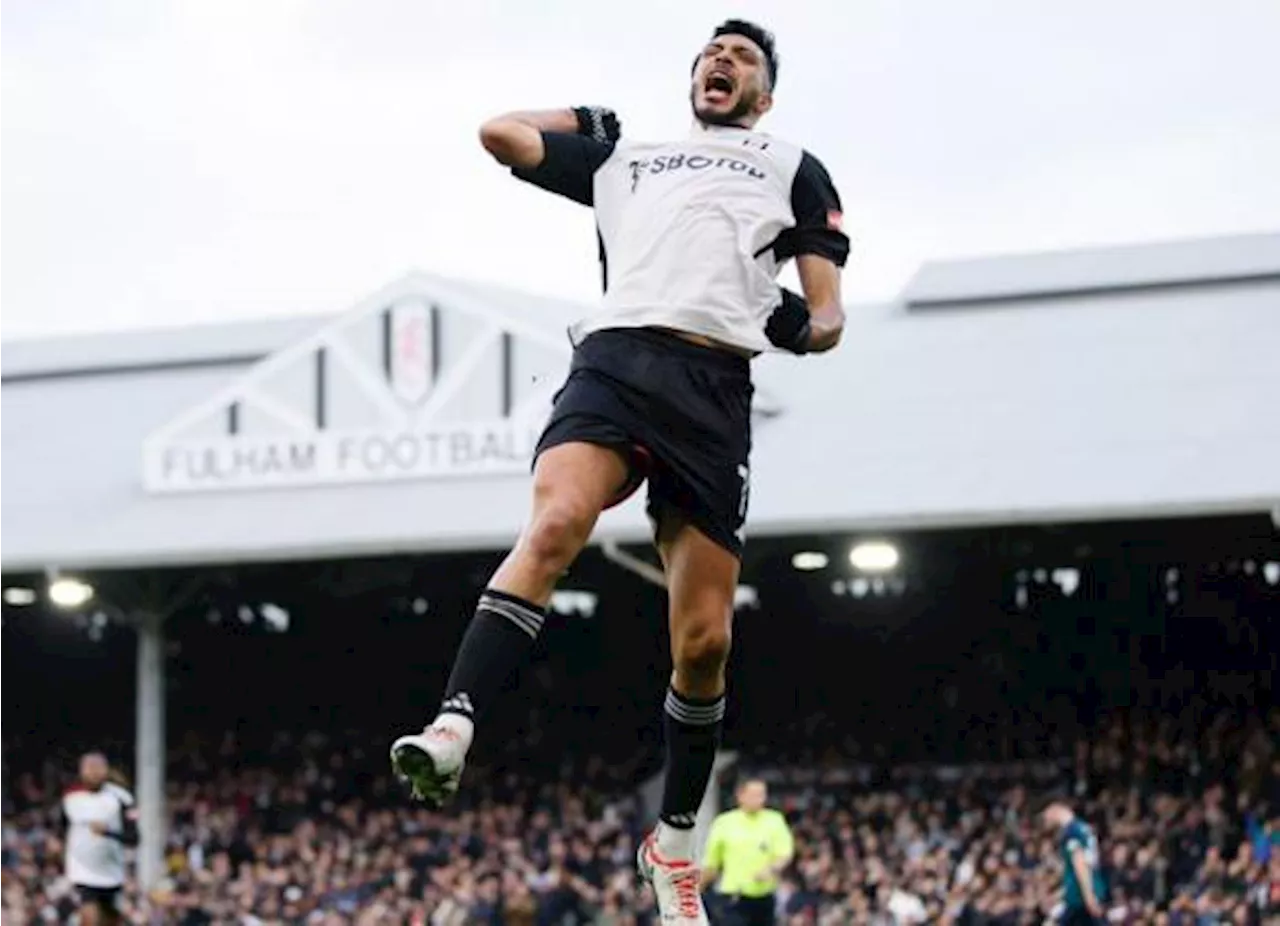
393 20 848 924
61 752 138 925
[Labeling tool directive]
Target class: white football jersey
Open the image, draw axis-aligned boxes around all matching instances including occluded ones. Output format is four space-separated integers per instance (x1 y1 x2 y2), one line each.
62 782 134 888
513 121 849 353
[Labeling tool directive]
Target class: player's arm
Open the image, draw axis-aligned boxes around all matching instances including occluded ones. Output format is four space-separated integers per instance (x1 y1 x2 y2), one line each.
479 106 621 206
794 255 844 353
770 812 796 872
108 806 140 847
699 816 727 890
1068 843 1102 915
766 151 850 355
478 109 579 168
101 789 140 847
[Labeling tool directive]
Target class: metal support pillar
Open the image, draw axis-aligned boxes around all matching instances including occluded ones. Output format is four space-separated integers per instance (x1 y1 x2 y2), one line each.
135 611 166 893
694 751 739 862
600 540 668 589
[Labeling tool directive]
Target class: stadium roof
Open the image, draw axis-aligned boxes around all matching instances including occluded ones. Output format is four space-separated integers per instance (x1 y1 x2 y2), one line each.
902 232 1280 307
3 233 1279 572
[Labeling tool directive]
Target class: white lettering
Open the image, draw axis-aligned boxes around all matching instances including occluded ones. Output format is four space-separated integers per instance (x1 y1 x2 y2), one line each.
361 435 390 472
391 434 420 469
337 437 357 469
450 432 472 466
289 442 317 473
144 424 539 494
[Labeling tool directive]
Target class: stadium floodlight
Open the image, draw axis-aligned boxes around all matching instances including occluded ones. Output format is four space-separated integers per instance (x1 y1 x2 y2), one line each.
48 577 94 609
550 590 598 618
3 587 37 606
260 603 290 632
849 541 899 573
791 551 829 571
1051 567 1081 596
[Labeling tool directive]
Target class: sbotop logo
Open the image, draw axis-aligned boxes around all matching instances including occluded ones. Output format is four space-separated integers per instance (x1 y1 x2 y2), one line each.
628 153 768 192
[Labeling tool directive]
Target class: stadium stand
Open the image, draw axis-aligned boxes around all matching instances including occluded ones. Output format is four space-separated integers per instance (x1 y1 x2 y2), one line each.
3 521 1277 923
3 707 1277 924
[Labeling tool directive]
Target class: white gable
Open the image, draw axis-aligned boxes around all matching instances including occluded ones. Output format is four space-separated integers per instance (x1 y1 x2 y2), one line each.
142 273 575 493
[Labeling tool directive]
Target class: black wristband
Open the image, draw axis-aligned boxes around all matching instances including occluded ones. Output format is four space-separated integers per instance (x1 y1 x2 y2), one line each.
573 106 621 145
765 289 812 354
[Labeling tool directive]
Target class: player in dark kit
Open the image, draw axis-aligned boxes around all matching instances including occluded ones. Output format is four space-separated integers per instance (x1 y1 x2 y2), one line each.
392 19 848 924
1043 801 1107 925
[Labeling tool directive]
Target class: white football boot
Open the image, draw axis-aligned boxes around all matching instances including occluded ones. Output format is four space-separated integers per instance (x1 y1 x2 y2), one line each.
637 829 710 925
389 723 467 808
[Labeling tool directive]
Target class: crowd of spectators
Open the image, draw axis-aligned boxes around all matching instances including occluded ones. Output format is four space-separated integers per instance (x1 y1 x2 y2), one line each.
755 709 1279 924
3 730 656 925
2 708 1277 925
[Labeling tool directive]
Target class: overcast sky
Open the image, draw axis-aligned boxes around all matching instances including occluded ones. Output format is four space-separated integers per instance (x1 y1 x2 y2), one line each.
3 0 1278 340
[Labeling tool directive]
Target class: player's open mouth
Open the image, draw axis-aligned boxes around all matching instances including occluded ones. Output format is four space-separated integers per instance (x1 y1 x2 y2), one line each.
704 73 735 104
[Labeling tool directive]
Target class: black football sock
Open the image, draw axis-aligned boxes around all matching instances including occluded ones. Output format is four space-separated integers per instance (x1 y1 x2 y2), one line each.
438 589 546 724
659 687 725 834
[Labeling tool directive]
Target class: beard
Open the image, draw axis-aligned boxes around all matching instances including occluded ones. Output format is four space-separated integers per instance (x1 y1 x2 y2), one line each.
689 85 757 128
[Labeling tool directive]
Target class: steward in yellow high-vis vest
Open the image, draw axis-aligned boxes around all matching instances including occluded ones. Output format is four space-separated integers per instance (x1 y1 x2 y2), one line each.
701 779 794 926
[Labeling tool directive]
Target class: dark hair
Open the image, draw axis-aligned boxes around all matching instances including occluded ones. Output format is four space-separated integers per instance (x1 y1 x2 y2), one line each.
704 19 779 90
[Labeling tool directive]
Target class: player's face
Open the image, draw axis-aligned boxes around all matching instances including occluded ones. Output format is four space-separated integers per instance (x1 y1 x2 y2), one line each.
738 780 767 812
690 35 773 127
80 754 108 788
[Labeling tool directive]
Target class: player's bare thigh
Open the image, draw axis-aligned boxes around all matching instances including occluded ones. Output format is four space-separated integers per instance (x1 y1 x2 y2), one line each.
532 440 634 513
490 442 633 598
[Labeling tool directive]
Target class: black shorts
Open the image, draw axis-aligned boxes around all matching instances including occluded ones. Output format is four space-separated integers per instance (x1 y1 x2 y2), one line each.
536 328 753 556
75 884 122 911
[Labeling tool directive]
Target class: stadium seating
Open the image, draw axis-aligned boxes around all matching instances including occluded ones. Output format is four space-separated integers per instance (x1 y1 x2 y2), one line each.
3 708 1276 924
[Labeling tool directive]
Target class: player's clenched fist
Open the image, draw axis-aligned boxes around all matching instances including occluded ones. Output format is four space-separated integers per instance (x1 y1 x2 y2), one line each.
572 106 622 144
